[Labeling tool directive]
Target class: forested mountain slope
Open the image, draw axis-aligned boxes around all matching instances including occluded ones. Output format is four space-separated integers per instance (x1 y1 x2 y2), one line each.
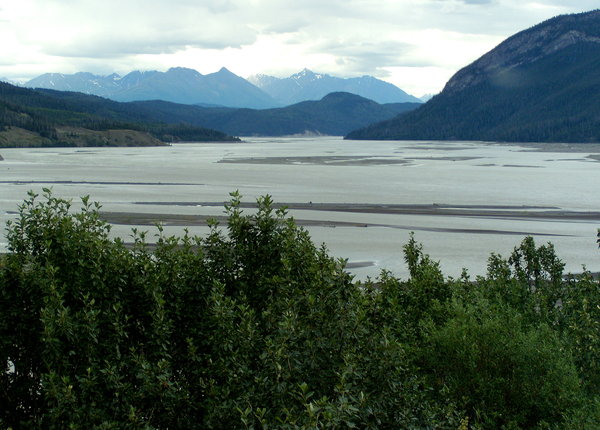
347 10 600 143
0 82 239 146
127 92 420 136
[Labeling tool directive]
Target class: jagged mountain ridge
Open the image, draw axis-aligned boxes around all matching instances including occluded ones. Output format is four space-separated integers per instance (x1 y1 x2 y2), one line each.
26 67 277 109
248 68 421 105
26 72 124 98
26 67 420 109
346 10 600 143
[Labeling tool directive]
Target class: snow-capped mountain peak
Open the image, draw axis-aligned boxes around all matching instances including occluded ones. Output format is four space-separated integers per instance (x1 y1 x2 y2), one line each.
251 69 421 105
291 68 323 81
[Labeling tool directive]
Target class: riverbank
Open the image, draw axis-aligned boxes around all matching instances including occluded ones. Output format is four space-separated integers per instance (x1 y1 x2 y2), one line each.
112 200 600 224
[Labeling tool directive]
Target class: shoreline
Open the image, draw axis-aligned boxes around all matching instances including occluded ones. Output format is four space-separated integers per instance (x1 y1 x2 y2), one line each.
100 211 573 237
128 201 600 222
99 200 597 238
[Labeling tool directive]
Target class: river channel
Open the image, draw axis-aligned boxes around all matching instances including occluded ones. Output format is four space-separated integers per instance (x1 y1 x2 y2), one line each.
1 137 599 280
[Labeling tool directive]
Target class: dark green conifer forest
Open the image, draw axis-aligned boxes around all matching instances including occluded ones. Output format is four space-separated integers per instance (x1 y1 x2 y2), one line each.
1 191 599 429
0 82 239 146
346 11 600 143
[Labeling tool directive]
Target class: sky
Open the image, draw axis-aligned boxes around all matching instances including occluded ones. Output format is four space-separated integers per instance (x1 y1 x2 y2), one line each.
0 0 597 97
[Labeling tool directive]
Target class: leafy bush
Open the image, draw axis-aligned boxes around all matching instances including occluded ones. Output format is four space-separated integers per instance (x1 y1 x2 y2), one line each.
421 296 581 429
0 191 597 429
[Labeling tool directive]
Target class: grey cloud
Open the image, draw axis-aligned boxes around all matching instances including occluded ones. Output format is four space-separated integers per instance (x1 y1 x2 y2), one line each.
16 0 258 58
525 0 598 7
315 40 424 75
203 0 238 13
431 0 495 5
0 59 20 66
261 17 312 34
5 0 598 88
324 41 413 63
51 21 256 56
25 2 259 58
241 0 383 30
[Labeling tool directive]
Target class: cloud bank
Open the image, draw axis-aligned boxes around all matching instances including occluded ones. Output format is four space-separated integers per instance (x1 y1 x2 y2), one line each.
1 0 597 95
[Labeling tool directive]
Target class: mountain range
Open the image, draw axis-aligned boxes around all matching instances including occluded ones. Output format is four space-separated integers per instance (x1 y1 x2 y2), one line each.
247 69 421 105
0 78 420 147
25 68 420 109
26 67 277 109
346 9 600 143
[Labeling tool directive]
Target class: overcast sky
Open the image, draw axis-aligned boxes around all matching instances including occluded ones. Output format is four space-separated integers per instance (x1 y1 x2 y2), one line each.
0 0 597 96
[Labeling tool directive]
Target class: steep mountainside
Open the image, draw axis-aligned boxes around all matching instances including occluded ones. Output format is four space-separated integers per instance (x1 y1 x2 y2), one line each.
248 69 421 105
26 67 277 109
347 10 600 143
26 72 123 98
0 82 239 146
131 92 420 136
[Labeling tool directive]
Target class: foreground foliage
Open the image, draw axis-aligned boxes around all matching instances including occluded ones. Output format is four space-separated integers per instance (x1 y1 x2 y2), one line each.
1 191 599 429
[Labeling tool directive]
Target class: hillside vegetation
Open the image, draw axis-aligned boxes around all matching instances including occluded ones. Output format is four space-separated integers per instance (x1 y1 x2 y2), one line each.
186 92 420 136
0 82 239 147
126 92 419 136
2 81 418 142
347 10 600 143
1 190 599 429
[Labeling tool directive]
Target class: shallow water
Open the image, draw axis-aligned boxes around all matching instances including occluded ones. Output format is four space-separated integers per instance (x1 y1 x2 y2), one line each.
1 137 599 280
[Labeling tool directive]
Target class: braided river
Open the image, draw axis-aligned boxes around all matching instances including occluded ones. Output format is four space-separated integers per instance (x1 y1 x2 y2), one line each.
1 137 599 280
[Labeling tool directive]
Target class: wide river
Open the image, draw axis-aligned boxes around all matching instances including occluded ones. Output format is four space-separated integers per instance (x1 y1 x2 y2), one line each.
1 137 599 280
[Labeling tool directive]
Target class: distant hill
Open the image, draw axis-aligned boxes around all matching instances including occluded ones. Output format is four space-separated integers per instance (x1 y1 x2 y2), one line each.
131 92 421 136
0 80 417 145
347 10 600 143
0 82 239 147
26 67 277 109
248 69 421 106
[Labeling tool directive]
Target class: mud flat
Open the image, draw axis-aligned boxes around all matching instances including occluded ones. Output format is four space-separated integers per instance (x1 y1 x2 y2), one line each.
509 141 600 153
130 201 600 221
218 155 412 166
100 200 599 238
2 137 600 279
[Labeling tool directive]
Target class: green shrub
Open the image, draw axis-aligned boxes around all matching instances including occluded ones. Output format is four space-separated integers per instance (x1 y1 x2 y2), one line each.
421 295 581 429
0 191 596 429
